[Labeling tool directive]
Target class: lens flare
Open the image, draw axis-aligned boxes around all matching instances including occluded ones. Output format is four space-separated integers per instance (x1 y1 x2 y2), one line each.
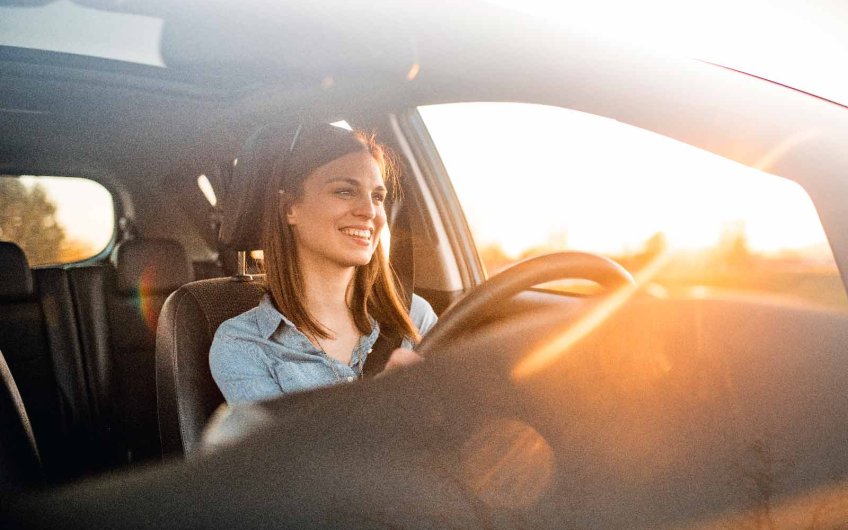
406 62 420 81
136 266 160 333
460 419 554 509
754 128 822 173
511 250 672 380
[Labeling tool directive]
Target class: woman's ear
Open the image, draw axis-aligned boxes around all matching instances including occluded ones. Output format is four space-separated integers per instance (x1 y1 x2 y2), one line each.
280 191 298 226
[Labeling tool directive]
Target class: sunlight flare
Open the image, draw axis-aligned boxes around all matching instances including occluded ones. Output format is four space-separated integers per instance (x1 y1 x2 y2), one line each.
511 249 673 380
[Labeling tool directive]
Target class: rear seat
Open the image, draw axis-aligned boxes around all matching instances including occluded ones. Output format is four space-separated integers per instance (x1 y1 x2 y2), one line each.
0 242 97 481
67 238 193 466
1 238 195 477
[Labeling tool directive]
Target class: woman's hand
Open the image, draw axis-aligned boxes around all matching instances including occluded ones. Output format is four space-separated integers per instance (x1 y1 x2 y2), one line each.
376 348 424 377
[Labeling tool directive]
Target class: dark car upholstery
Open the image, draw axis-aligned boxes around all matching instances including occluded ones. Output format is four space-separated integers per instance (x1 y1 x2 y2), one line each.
156 278 266 456
67 238 194 466
0 347 42 497
0 242 93 480
0 236 196 481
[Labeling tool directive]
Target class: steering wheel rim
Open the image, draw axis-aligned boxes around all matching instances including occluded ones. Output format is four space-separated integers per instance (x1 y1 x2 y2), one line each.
417 252 635 357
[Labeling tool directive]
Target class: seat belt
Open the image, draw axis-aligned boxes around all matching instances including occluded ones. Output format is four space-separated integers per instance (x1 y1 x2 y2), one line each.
362 202 415 377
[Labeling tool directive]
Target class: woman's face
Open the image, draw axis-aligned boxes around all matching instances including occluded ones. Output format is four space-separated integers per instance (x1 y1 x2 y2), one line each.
285 149 387 271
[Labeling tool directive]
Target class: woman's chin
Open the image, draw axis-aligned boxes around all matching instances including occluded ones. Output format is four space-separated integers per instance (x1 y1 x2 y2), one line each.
338 252 375 268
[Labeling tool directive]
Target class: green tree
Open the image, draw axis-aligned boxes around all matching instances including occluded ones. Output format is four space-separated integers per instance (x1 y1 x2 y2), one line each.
0 176 65 266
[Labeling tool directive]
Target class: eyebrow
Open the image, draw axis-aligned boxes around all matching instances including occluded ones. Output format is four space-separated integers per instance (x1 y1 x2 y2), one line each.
326 177 387 192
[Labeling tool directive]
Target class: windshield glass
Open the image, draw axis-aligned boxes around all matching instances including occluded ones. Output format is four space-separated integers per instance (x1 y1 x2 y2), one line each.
0 0 163 67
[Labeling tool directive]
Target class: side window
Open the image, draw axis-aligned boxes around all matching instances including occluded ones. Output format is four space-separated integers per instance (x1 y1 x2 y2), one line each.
0 175 115 266
419 103 848 310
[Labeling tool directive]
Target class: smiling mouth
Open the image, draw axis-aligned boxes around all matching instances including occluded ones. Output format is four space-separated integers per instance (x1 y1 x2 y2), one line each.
340 227 373 242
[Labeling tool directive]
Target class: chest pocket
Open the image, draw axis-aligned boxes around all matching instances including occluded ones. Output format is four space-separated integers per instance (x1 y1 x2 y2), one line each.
272 359 342 395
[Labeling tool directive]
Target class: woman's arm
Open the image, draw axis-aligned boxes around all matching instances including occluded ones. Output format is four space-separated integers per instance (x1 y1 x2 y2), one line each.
405 294 438 349
379 295 440 376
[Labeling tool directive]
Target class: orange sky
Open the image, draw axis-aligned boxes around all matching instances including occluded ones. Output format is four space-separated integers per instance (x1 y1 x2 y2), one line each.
420 102 830 259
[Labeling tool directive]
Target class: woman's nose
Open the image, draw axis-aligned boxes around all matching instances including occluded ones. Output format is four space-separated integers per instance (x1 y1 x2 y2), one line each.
353 195 377 218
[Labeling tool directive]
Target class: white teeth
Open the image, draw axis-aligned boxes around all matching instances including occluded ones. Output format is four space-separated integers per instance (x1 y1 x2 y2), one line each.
341 228 372 239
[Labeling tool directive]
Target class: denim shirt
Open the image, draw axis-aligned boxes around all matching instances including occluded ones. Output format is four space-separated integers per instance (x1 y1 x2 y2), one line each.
210 293 438 405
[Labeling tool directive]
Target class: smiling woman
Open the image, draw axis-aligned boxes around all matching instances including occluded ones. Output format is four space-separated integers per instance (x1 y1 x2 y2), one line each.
209 123 437 404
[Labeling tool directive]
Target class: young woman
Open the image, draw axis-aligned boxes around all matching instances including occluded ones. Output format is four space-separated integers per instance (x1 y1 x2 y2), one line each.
210 123 437 405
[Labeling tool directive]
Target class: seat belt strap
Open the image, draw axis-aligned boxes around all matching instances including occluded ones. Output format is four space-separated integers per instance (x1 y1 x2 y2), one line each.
362 202 415 377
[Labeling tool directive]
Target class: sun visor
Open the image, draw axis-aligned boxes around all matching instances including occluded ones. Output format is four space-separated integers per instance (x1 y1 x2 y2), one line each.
157 2 418 82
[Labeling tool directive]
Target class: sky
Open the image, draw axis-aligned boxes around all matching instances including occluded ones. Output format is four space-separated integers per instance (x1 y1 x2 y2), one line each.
19 176 114 254
419 102 828 258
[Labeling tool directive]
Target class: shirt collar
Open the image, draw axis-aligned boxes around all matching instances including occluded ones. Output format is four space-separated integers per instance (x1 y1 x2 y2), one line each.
256 293 296 339
255 293 381 342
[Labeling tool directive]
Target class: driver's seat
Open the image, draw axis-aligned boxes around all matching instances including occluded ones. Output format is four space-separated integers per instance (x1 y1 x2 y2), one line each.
156 279 266 456
155 124 287 456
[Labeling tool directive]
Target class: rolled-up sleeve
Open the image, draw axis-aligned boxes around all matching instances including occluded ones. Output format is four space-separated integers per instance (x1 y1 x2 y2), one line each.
403 294 438 350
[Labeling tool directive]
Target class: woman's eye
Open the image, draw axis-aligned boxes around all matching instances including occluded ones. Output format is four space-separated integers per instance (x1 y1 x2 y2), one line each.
373 193 386 204
334 189 355 198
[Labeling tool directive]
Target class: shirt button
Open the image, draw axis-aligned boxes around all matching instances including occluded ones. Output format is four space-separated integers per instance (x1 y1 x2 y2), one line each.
346 376 355 382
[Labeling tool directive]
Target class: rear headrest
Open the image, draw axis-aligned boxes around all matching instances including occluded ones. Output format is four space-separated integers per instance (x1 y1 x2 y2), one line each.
219 123 295 251
111 239 193 295
0 242 34 302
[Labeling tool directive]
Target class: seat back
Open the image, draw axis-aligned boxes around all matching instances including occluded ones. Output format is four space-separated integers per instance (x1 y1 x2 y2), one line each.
156 278 265 456
109 238 193 462
68 239 193 466
0 347 42 497
0 242 94 480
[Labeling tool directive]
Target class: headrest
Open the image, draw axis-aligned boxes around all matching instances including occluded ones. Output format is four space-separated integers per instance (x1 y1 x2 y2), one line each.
111 239 193 295
220 122 368 251
0 242 34 302
219 123 295 251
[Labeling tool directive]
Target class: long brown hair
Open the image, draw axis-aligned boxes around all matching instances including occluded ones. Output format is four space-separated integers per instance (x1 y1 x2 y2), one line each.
262 123 420 343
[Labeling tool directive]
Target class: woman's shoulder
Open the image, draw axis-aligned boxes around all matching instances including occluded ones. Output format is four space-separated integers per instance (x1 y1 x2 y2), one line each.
214 293 281 340
214 304 263 340
210 304 268 369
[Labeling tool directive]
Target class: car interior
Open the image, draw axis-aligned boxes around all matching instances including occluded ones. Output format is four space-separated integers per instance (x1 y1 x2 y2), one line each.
2 1 848 528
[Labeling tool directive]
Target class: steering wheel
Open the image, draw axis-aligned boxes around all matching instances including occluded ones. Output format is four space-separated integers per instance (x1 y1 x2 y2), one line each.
416 252 635 357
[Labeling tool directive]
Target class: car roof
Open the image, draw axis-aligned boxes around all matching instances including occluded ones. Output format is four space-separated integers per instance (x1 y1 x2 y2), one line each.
2 0 848 205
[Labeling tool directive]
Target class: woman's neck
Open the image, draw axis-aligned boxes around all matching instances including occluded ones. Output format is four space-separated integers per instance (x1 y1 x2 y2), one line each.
298 258 356 327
